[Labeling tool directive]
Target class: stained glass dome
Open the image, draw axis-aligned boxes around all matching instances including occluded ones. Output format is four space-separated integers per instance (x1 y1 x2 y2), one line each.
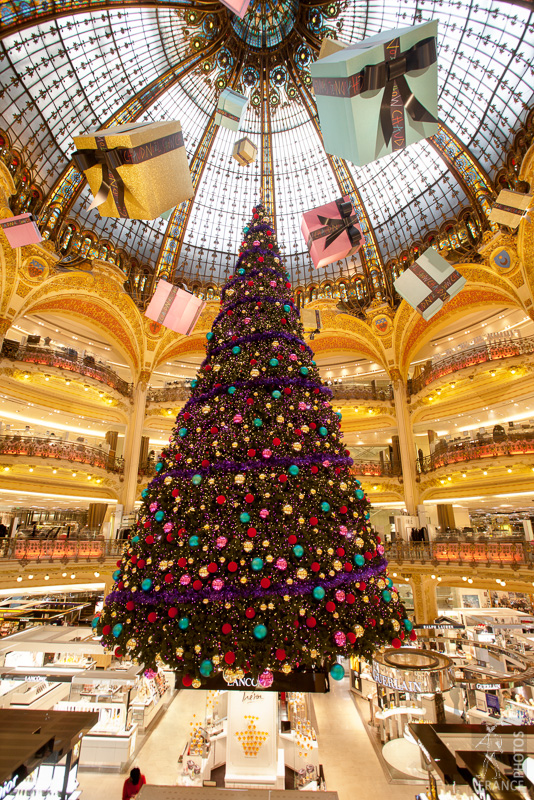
0 0 533 292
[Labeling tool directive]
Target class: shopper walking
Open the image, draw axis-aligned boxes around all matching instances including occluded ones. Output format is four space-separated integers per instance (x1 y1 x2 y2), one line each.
122 768 146 800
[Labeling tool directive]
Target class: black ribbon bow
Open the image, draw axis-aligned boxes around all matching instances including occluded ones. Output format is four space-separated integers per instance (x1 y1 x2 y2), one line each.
362 36 438 147
308 199 362 251
73 145 128 216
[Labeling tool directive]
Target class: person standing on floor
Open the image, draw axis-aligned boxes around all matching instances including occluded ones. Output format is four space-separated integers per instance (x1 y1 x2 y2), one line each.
122 767 146 800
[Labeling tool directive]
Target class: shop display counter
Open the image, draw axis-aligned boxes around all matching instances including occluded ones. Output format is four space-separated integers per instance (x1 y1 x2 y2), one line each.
78 723 139 770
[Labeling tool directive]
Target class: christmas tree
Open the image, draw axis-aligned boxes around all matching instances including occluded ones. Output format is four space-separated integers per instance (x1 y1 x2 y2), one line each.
96 203 415 687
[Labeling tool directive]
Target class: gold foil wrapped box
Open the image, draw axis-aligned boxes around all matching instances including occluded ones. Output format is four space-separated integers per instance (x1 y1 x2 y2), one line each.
72 120 194 220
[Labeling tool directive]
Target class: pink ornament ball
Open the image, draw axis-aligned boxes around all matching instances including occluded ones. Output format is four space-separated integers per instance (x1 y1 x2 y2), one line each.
244 317 251 324
233 414 243 423
216 536 228 548
335 590 346 602
149 502 158 512
298 402 307 410
260 508 269 519
164 522 173 533
253 240 260 246
377 544 385 554
259 670 274 688
212 578 224 591
334 631 346 647
180 574 191 586
339 525 348 535
262 449 272 458
275 557 287 570
289 353 297 361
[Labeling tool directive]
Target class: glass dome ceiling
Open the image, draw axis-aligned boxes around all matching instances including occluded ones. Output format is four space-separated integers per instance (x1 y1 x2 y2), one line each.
1 0 533 287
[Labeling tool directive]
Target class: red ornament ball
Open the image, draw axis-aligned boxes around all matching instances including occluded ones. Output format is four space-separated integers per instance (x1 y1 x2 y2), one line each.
228 561 238 573
216 495 226 505
392 638 402 649
182 674 193 686
126 601 135 611
166 533 174 542
210 426 218 435
245 493 254 503
172 489 179 497
311 562 320 572
276 649 286 661
247 527 257 538
193 580 203 591
164 574 173 583
311 466 318 474
344 563 353 572
310 516 318 526
148 612 157 623
145 535 154 544
102 625 111 636
306 617 317 628
246 397 254 405
245 608 255 619
137 559 146 569
168 607 178 618
177 557 187 568
208 562 218 573
326 602 336 613
283 387 292 395
279 474 287 483
224 652 236 664
288 534 297 544
347 632 356 644
115 647 123 658
346 593 355 604
201 459 209 468
336 547 345 556
261 577 271 589
272 437 281 446
409 631 417 641
247 449 256 458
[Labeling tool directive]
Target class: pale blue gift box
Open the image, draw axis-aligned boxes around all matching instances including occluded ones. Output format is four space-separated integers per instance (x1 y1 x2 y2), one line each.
310 20 439 166
394 247 465 321
215 89 248 132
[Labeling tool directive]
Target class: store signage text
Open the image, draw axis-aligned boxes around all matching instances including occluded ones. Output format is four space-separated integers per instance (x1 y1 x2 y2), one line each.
475 683 501 690
0 776 18 799
224 676 260 688
371 664 423 693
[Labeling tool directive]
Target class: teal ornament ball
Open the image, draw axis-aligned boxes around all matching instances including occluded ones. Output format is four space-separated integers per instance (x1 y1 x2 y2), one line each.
311 360 316 366
179 427 187 437
142 489 148 498
330 663 345 681
319 427 328 437
141 578 152 591
365 512 370 519
355 480 361 487
238 267 246 275
240 512 251 523
189 535 199 547
251 557 264 571
404 619 413 631
269 358 279 367
300 367 309 376
283 304 291 312
253 624 267 640
192 474 202 485
206 332 213 341
382 590 392 603
113 569 121 581
112 623 123 638
200 659 213 677
321 501 330 512
178 617 189 630
289 465 299 476
91 616 99 629
243 227 249 234
132 535 140 543
354 554 365 566
293 544 304 558
156 463 163 472
191 380 198 388
155 510 164 521
336 412 342 420
355 489 365 499
253 418 263 427
386 577 393 587
232 346 241 354
272 390 281 399
228 386 236 395
313 586 325 600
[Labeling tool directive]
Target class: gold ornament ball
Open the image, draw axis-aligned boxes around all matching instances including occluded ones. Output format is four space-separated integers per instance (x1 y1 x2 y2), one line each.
192 679 201 689
283 504 293 515
281 663 291 674
292 442 302 451
296 568 308 579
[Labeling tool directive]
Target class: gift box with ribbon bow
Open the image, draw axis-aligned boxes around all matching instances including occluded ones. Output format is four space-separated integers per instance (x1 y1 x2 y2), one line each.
301 196 362 269
489 189 532 229
72 120 194 220
145 280 205 335
219 0 251 17
215 89 248 132
310 20 439 166
0 213 42 248
394 247 465 321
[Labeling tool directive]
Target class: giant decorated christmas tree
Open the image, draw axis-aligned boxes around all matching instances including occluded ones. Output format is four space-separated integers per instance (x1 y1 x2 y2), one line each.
97 203 416 686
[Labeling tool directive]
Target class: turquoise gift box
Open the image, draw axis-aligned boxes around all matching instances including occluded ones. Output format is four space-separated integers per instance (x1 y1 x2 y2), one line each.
215 88 248 132
310 20 439 166
393 247 465 321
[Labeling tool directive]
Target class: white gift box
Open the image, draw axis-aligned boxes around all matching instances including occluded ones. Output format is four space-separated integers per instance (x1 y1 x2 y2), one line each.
215 89 248 131
394 248 465 320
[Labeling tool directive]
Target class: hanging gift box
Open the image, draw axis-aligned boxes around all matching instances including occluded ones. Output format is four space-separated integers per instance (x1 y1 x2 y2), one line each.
394 248 465 321
218 0 251 18
318 37 347 60
145 280 205 335
0 213 42 248
301 309 323 339
72 120 193 220
232 137 257 166
489 189 532 229
301 196 362 269
215 89 248 131
310 20 439 166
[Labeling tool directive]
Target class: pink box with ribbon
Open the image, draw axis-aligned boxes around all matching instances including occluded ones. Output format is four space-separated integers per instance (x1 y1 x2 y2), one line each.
145 280 205 335
301 196 362 269
219 0 251 18
0 213 43 248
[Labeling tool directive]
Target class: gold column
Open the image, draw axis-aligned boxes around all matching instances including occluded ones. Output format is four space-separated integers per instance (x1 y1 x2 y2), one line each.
121 380 148 514
391 376 419 515
410 574 438 626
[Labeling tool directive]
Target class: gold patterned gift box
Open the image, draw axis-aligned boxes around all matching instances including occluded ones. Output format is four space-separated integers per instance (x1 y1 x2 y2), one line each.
72 120 194 220
489 189 532 229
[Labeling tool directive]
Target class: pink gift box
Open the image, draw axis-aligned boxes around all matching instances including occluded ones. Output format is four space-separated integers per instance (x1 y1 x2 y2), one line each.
0 213 43 248
219 0 251 18
145 280 205 335
301 196 362 269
